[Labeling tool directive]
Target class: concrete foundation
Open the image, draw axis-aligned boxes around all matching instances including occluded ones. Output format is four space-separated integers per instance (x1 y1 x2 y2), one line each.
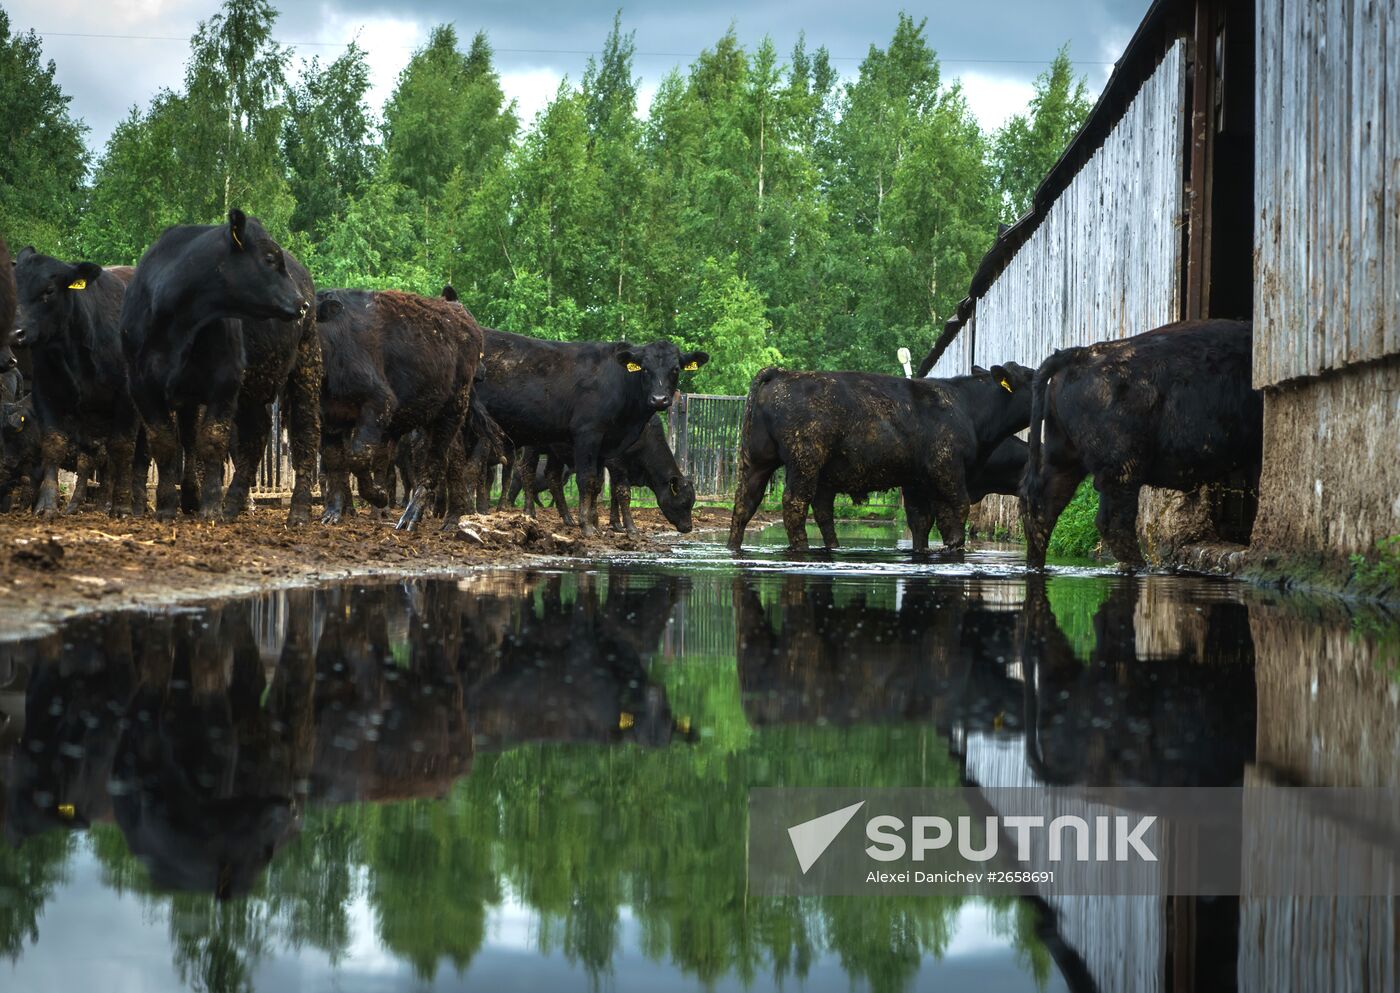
1248 357 1400 594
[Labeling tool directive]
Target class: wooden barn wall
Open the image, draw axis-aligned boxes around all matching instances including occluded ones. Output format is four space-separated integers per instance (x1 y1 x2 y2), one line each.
1254 0 1400 387
923 313 974 379
971 40 1187 370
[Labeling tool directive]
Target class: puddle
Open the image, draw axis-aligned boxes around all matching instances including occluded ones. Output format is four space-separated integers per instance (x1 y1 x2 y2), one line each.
0 522 1396 991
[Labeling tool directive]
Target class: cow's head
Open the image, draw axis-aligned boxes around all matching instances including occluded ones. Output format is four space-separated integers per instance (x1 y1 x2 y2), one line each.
616 341 709 411
218 209 308 323
967 361 1035 441
0 326 16 372
13 247 104 349
655 471 696 533
2 398 32 442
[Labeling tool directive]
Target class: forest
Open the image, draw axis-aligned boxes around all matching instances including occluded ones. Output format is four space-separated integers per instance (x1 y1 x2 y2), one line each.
0 1 1090 394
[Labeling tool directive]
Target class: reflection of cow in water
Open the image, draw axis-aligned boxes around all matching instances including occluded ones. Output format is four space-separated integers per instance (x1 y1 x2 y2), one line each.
733 574 975 727
466 573 692 749
109 601 315 899
1017 578 1256 787
4 618 136 843
310 583 473 803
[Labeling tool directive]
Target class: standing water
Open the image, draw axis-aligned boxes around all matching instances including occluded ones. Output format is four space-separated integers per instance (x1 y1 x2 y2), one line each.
0 522 1395 992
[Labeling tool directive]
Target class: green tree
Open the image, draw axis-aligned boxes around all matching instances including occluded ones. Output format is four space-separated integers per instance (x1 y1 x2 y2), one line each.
382 27 517 202
823 15 998 371
676 255 781 395
0 9 89 251
181 0 293 227
283 42 378 240
991 45 1092 221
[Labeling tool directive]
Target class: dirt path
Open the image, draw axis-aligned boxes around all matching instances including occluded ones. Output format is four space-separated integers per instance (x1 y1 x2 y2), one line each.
0 505 773 640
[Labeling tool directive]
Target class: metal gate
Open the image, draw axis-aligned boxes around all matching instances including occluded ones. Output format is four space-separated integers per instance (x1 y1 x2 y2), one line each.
667 393 747 501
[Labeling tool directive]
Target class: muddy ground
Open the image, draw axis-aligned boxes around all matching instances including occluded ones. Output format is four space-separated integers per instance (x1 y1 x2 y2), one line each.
0 505 775 640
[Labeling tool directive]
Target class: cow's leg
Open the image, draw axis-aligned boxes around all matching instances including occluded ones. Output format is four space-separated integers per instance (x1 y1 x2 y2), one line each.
930 486 970 558
33 430 70 517
1022 469 1083 569
194 386 240 521
130 429 150 517
1096 480 1145 570
284 321 322 526
63 448 94 515
93 449 115 510
780 471 816 551
106 429 138 519
904 492 935 554
397 386 470 532
222 400 270 521
546 455 574 527
813 484 839 548
609 464 634 534
320 439 353 525
176 407 202 516
727 460 778 551
571 437 604 537
348 402 389 509
514 450 537 518
139 411 183 522
496 450 517 511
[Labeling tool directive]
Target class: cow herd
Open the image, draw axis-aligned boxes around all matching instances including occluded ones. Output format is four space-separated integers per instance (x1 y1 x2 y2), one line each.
0 211 708 539
1 209 1264 569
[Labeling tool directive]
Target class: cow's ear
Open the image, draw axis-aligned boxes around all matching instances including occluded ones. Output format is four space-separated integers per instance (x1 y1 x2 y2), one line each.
617 349 643 373
989 364 1015 393
971 364 989 375
17 246 35 262
315 297 344 323
680 350 709 372
67 262 103 290
441 285 458 302
229 209 248 251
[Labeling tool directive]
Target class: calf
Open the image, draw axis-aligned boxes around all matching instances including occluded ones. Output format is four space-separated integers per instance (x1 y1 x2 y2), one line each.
509 418 696 535
468 327 707 536
120 209 319 523
1021 319 1262 569
314 289 483 529
728 363 1033 553
13 249 146 516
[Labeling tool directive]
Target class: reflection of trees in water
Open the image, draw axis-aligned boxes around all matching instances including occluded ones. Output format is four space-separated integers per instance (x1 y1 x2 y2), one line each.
0 570 1082 993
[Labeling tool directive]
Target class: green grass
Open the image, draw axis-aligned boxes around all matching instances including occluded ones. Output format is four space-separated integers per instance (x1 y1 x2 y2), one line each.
1047 479 1101 559
1350 535 1400 598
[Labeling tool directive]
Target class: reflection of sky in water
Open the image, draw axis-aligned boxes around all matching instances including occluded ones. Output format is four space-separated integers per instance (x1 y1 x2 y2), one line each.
9 846 1065 993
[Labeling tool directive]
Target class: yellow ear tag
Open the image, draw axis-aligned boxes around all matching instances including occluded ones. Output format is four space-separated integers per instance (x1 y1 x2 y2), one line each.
683 361 699 371
67 279 87 291
231 228 243 249
626 362 642 373
57 803 76 820
999 378 1013 393
677 716 691 734
618 711 635 730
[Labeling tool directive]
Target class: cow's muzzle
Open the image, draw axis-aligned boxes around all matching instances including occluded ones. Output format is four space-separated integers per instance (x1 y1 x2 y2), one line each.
650 394 671 410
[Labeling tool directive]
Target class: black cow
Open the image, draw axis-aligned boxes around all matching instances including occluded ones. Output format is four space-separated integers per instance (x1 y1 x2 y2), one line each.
1021 319 1262 569
119 209 320 523
969 436 1028 503
728 364 1034 553
0 395 40 511
466 573 692 749
0 234 15 396
13 249 147 516
465 329 707 536
508 417 696 535
314 289 484 530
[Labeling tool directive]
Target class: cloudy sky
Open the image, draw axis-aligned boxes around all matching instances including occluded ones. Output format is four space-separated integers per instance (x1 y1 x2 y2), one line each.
10 0 1149 153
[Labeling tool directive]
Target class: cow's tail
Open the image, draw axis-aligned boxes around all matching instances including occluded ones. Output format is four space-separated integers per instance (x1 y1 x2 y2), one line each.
467 392 508 457
1025 348 1081 493
736 366 780 477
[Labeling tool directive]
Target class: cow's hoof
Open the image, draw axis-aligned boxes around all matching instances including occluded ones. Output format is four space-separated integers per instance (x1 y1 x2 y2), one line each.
109 506 131 520
321 508 343 525
396 486 428 531
610 523 627 533
286 504 310 526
